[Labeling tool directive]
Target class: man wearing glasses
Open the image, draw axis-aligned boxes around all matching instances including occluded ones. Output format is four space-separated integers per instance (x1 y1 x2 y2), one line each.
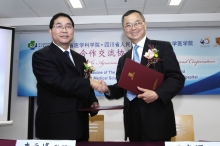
32 13 99 141
98 10 185 142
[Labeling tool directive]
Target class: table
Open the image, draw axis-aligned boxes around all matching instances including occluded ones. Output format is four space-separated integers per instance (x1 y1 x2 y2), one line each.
77 142 164 146
0 139 16 146
0 139 164 146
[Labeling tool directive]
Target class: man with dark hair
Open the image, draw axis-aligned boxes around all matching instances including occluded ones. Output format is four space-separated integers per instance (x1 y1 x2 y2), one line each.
98 10 185 142
32 12 99 141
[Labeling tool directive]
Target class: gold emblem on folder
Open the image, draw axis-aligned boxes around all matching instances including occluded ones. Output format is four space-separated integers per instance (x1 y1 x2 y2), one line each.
128 72 135 80
153 79 158 90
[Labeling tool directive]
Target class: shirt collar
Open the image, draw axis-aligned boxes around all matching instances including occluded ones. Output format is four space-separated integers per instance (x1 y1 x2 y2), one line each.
53 42 70 53
132 35 147 48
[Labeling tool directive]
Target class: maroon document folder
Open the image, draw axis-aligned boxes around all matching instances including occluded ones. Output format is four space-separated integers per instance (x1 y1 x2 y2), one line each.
118 58 164 94
78 105 124 111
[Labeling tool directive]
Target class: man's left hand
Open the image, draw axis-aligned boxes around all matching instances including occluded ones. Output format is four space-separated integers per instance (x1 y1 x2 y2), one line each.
137 86 158 104
91 102 99 108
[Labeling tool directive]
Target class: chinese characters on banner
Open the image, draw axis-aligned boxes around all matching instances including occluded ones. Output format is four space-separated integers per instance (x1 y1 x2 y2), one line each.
18 29 220 96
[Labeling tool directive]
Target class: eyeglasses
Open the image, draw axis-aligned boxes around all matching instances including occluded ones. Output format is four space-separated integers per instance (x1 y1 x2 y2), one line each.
53 24 73 31
124 21 144 30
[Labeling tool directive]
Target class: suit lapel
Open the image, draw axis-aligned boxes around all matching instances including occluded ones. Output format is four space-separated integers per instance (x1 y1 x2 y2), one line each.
70 50 82 74
49 43 80 73
127 38 154 66
140 37 155 67
126 48 133 59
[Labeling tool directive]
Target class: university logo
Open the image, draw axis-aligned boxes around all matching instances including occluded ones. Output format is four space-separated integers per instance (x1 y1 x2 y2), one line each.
200 37 210 45
215 37 220 46
200 37 210 48
28 41 37 50
212 37 220 47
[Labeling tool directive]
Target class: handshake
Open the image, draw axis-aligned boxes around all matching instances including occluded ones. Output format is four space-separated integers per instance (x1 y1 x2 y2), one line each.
89 77 159 104
90 79 110 93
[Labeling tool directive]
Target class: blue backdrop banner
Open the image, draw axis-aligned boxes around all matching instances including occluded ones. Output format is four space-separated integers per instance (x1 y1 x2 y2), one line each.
18 29 220 96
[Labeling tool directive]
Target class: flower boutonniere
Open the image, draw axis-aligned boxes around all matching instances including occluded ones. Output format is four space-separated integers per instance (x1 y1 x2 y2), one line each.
84 60 95 78
143 45 163 67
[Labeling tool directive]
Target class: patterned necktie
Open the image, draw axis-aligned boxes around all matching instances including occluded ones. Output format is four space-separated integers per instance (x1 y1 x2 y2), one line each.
133 45 140 63
64 51 75 66
126 45 139 101
64 51 70 59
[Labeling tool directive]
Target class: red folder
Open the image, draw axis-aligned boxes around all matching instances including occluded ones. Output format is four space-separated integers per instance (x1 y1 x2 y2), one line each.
78 105 124 111
118 58 164 94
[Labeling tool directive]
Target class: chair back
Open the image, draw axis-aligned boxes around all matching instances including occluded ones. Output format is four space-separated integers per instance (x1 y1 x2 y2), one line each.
171 115 194 141
88 114 104 141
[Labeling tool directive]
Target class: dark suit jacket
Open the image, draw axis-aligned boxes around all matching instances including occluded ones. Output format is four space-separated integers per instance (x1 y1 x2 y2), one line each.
32 43 98 140
105 37 185 140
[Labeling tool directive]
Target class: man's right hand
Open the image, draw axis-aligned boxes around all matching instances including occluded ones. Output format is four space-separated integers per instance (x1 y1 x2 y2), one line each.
90 79 109 93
